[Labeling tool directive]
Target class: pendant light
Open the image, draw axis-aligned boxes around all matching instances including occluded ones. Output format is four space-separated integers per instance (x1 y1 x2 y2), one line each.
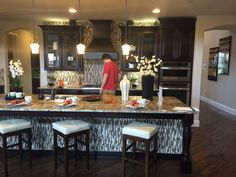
122 0 130 55
76 0 85 54
30 0 40 54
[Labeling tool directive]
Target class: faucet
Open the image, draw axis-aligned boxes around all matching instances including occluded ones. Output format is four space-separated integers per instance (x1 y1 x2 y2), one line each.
50 88 56 100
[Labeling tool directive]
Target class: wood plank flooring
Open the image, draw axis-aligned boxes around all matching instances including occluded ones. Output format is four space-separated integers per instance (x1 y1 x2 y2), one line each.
1 101 236 177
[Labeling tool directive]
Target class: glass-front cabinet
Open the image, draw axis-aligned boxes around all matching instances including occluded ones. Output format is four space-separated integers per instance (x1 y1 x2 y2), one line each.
62 32 79 70
122 27 157 71
45 33 61 69
41 25 82 70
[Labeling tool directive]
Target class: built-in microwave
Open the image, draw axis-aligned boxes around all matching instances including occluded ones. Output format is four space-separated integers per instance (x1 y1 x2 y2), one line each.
159 62 191 82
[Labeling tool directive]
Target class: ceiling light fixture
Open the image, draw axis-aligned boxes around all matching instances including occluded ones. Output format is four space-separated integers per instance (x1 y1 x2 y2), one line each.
30 0 39 54
68 8 77 14
76 0 85 55
152 8 161 26
152 8 160 14
122 0 130 56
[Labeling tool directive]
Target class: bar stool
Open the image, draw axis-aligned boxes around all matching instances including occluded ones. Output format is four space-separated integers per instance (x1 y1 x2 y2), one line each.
122 121 158 177
52 120 90 177
0 119 32 177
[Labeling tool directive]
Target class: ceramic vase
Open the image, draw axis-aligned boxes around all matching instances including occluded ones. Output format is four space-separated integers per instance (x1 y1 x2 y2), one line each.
120 75 130 101
142 75 154 100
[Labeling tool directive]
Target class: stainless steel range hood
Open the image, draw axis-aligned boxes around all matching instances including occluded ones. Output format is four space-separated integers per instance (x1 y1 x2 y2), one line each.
84 20 119 60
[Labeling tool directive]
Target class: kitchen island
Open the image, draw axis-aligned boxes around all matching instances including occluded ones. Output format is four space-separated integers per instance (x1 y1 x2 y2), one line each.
0 95 195 173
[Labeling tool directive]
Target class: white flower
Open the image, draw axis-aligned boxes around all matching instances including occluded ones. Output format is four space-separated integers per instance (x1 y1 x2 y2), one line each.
9 60 24 78
135 55 162 76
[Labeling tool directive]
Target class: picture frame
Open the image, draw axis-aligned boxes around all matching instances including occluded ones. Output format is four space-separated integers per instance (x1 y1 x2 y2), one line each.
208 47 219 81
218 36 232 75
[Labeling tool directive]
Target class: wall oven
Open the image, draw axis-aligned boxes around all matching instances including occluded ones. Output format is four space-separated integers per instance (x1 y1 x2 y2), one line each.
160 83 190 105
159 62 192 105
160 62 191 82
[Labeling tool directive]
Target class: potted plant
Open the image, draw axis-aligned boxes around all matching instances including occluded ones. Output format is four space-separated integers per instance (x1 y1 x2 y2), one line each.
128 74 138 88
47 75 56 87
135 55 162 100
9 60 24 92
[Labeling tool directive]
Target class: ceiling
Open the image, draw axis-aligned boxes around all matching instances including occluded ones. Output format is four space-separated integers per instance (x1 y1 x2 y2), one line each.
0 0 236 22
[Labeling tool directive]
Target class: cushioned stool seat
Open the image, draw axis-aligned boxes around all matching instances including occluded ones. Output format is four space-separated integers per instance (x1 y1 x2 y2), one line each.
0 119 32 177
52 120 89 135
122 122 158 139
52 120 90 177
122 122 158 177
0 119 31 134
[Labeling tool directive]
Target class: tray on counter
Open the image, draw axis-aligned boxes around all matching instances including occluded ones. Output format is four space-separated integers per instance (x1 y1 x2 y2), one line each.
82 95 101 102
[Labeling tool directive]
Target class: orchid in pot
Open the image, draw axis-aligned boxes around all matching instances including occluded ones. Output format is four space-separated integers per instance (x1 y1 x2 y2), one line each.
134 55 162 100
9 60 24 92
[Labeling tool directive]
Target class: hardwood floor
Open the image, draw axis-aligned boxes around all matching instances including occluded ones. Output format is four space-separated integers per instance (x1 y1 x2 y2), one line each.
1 101 236 177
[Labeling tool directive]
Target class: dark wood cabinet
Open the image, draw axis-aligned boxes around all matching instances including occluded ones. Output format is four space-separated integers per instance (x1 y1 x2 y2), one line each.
122 27 158 71
40 25 83 70
159 18 196 62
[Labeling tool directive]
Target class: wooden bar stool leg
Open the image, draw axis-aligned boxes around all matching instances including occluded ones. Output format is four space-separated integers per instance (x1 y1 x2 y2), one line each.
122 136 127 177
28 129 32 168
145 140 150 177
86 130 90 170
19 133 23 161
53 130 58 169
2 135 8 177
64 136 69 177
74 136 78 160
132 140 136 159
154 134 158 160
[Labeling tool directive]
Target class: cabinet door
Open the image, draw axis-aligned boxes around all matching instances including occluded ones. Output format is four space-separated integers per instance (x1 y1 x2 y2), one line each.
140 31 156 57
176 29 194 62
62 31 80 70
160 28 178 61
122 30 140 71
44 33 61 70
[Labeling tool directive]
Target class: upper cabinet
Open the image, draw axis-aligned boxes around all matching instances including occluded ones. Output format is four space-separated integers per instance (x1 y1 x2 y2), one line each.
121 18 196 71
122 27 158 71
40 25 83 70
159 18 196 62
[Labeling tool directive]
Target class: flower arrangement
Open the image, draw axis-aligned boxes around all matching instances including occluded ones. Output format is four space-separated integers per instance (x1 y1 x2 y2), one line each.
9 60 24 90
135 55 162 76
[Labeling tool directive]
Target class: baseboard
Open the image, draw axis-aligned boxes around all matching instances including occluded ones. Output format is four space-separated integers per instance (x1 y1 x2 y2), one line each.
192 119 200 127
200 96 236 117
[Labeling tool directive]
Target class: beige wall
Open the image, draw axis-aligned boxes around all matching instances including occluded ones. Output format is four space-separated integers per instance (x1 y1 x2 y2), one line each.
0 20 43 93
201 30 236 110
192 15 236 126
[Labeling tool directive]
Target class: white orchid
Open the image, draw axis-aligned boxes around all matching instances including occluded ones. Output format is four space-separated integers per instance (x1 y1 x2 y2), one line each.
9 60 24 89
135 55 162 76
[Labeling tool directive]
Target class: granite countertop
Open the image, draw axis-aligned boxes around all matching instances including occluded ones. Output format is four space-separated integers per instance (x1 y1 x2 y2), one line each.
0 94 194 114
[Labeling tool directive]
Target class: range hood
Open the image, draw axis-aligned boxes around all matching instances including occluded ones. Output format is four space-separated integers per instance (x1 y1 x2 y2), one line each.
84 20 119 60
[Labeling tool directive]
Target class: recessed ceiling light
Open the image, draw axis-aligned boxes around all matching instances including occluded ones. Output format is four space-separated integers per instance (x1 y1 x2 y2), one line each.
68 8 77 14
152 8 160 14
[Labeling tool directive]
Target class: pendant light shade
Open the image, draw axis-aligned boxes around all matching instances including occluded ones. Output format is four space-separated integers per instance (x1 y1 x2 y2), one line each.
30 42 40 54
30 0 39 54
76 0 85 55
76 43 85 54
122 0 130 56
122 43 130 55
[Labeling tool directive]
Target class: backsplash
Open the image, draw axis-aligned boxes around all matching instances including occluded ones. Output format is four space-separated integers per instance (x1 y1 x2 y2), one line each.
48 60 104 86
47 60 158 87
